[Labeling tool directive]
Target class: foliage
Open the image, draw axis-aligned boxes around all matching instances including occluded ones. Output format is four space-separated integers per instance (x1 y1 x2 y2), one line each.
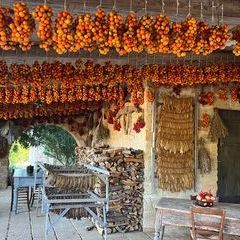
9 141 29 169
18 125 77 166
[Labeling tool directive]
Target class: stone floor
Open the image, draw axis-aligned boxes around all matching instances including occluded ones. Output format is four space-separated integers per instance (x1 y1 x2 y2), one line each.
0 188 240 240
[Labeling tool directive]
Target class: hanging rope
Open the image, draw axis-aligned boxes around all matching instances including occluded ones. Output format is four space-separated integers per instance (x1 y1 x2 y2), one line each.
145 0 148 14
97 0 103 9
200 1 203 20
211 1 215 24
130 0 133 12
113 0 117 10
83 0 87 12
221 4 224 24
161 0 165 14
176 0 179 16
187 0 191 17
64 0 67 10
44 0 47 5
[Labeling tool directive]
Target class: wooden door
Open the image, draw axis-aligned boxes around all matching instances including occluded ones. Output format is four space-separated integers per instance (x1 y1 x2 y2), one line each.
218 109 240 203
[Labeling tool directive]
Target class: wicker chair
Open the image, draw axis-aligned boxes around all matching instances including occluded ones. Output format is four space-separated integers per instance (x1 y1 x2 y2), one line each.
190 207 226 240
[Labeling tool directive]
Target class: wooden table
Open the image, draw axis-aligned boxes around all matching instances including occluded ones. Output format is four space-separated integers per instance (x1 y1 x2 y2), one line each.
154 198 240 240
13 168 43 214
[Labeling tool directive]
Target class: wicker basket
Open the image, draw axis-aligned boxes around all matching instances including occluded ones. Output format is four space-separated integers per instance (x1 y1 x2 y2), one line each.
195 199 214 207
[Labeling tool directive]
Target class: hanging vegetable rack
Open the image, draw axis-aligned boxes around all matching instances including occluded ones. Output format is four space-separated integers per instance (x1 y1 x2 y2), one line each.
39 163 110 240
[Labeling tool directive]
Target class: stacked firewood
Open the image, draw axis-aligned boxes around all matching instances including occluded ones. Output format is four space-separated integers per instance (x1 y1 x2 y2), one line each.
76 146 144 233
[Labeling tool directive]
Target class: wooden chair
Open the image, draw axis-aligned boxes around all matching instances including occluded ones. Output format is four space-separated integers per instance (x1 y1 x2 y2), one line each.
190 207 226 240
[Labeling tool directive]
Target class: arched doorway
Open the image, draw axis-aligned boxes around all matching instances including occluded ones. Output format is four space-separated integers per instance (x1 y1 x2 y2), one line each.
9 125 78 170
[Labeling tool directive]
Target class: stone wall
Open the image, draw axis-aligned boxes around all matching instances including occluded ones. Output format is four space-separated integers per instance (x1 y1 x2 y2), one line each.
104 87 240 231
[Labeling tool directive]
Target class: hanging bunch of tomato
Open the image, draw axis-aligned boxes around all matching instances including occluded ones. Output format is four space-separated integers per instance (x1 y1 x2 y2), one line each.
33 4 53 51
10 2 35 51
0 3 234 56
52 10 74 54
0 6 15 50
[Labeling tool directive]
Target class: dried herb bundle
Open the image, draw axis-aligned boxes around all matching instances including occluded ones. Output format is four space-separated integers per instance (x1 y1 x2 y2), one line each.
157 96 194 192
208 111 228 142
198 138 211 174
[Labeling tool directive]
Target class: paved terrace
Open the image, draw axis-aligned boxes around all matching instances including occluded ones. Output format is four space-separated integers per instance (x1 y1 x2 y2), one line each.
0 188 239 240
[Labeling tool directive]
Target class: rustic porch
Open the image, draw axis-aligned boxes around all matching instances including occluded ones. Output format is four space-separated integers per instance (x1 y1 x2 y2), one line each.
1 188 239 240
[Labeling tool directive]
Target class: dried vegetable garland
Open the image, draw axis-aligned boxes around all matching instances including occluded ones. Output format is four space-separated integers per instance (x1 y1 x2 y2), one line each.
0 101 101 120
0 3 232 56
208 110 228 142
232 26 240 56
1 61 240 107
158 96 193 154
0 84 125 105
157 96 194 192
45 165 96 220
48 174 97 192
198 138 211 174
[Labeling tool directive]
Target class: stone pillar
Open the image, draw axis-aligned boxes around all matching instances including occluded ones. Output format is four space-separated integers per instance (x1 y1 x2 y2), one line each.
0 156 9 189
143 87 156 231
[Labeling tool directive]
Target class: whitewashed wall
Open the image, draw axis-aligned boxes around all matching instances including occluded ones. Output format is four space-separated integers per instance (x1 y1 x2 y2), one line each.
102 86 240 231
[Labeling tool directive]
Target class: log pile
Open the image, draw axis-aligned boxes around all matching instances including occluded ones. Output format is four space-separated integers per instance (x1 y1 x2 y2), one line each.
76 146 144 233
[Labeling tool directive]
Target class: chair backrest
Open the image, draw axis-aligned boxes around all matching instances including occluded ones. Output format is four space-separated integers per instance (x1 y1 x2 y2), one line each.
191 207 226 240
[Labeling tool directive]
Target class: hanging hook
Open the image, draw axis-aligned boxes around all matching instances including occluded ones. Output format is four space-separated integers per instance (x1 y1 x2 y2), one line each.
129 0 133 12
98 0 103 8
113 0 117 10
176 0 179 16
187 0 191 17
200 1 203 20
161 0 165 14
44 0 47 5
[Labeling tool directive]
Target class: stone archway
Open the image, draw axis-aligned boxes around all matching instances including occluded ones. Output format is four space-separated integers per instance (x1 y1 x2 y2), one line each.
0 112 98 189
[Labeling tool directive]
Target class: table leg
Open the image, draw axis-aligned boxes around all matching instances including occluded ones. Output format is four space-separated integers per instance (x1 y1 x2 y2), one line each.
154 209 163 240
14 187 18 214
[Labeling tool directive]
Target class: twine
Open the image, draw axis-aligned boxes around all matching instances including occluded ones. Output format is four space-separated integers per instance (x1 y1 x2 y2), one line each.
176 0 179 16
113 0 117 10
130 0 133 12
187 0 191 17
161 0 165 14
64 0 67 11
200 1 203 20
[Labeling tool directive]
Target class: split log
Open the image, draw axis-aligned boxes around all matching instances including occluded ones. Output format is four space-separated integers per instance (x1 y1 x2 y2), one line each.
76 146 144 233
